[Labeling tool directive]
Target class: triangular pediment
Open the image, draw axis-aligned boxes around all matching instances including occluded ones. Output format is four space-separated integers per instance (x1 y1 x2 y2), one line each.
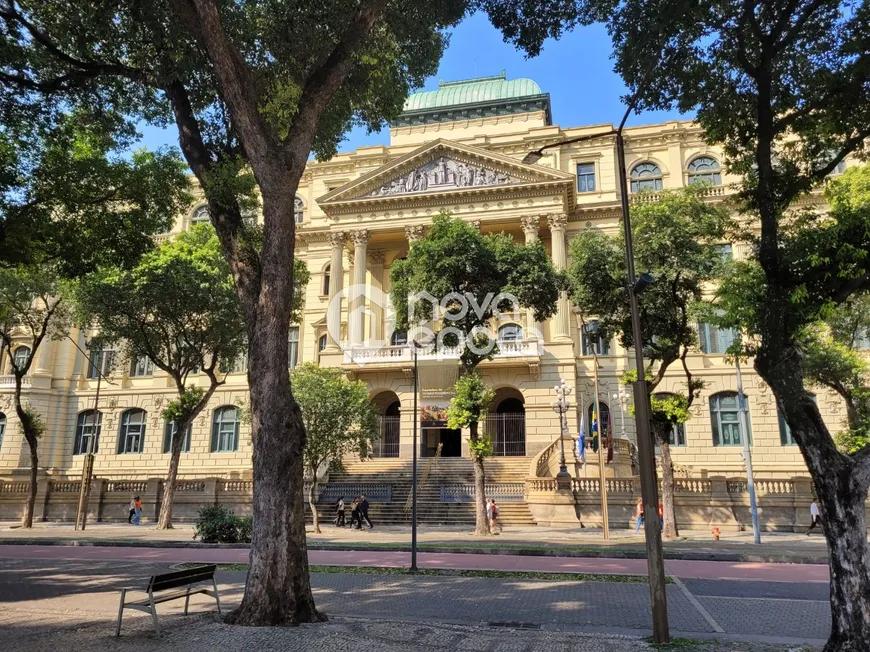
317 139 573 207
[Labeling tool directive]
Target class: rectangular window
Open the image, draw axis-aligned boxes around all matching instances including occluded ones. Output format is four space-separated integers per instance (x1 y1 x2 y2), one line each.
576 163 596 193
163 420 192 453
87 349 114 379
712 243 733 261
581 333 610 356
854 329 870 350
698 322 737 354
779 395 817 445
129 356 154 377
288 327 299 369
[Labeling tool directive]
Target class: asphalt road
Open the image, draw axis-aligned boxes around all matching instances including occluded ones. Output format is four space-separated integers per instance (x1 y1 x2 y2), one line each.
0 545 830 648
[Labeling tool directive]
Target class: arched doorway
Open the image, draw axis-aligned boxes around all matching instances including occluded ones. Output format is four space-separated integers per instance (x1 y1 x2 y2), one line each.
486 388 526 456
371 391 401 457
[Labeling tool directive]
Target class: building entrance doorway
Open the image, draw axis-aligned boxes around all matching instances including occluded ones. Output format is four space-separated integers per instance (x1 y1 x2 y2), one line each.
422 422 462 457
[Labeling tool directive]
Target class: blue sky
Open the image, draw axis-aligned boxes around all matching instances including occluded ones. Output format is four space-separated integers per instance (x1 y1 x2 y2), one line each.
137 12 691 155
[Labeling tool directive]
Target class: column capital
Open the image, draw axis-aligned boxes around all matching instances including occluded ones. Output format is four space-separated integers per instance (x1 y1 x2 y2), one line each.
368 250 386 265
351 229 371 246
328 231 347 248
548 213 568 231
521 215 540 236
405 224 426 243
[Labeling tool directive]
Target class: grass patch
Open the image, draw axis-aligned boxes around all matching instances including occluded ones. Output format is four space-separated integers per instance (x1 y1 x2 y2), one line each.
178 562 669 583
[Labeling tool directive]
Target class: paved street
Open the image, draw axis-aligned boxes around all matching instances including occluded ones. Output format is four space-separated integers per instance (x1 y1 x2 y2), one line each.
0 544 829 649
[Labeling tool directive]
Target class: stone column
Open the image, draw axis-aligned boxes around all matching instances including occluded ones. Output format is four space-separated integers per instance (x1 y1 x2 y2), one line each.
521 215 540 244
326 231 346 351
349 230 370 346
548 213 571 342
369 250 386 344
521 216 542 340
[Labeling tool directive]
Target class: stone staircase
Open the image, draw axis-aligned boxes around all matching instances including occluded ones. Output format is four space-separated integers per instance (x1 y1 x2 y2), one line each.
306 457 536 527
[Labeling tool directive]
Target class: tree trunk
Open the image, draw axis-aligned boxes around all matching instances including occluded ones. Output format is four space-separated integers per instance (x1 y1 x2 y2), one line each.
157 417 189 530
224 189 323 626
818 480 870 652
469 420 489 536
757 344 870 651
308 477 320 534
656 430 679 540
15 381 38 528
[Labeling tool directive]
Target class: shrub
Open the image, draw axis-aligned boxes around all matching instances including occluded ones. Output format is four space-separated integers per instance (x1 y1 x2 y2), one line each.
193 505 251 543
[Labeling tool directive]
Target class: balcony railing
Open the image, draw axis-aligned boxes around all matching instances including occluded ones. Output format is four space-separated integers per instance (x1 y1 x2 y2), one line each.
347 339 540 364
0 375 30 388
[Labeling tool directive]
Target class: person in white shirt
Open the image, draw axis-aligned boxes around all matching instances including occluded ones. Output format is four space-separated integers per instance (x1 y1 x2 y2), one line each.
806 500 823 535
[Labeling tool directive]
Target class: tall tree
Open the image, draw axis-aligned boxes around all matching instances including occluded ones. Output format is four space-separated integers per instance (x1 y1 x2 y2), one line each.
567 186 729 540
489 3 870 645
391 213 562 535
0 0 474 624
0 265 70 527
292 363 377 534
74 224 312 529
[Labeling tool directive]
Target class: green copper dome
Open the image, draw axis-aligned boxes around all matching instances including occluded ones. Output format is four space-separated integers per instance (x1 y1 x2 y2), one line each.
403 72 543 112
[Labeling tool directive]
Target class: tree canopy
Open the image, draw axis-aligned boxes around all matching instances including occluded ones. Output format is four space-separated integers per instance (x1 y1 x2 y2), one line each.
391 213 563 370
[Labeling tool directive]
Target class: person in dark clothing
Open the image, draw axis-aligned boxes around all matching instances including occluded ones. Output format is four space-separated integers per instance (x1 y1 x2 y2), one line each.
359 494 373 529
333 496 345 527
349 497 361 530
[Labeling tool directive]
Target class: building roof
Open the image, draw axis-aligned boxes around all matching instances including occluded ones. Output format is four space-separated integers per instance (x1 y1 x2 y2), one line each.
403 72 543 112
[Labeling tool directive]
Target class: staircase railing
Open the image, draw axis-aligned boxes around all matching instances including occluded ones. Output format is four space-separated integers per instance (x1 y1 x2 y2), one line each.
403 442 442 513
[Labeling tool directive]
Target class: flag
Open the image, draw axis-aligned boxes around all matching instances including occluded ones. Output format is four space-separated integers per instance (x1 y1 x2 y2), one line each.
607 409 614 463
577 414 586 463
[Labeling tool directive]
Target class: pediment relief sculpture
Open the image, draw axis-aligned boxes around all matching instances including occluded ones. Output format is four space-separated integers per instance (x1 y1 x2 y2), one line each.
368 156 520 197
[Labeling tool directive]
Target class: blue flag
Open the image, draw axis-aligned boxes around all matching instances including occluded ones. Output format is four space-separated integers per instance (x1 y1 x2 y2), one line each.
577 414 586 463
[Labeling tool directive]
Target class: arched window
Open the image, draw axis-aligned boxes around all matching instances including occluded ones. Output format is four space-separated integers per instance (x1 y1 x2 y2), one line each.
322 265 331 296
211 406 240 452
117 408 147 454
288 326 300 369
191 204 210 225
11 345 31 371
74 410 102 455
294 196 305 224
0 411 6 450
652 393 686 446
163 419 192 454
390 329 408 345
710 392 751 446
630 162 664 193
588 402 611 438
497 324 523 342
688 156 722 186
317 334 328 363
779 394 817 446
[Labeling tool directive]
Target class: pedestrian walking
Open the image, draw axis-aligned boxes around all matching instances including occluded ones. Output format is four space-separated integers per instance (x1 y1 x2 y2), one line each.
485 498 494 532
128 497 136 524
489 499 501 534
333 496 345 527
806 499 823 535
131 496 142 526
359 494 373 529
657 502 664 531
634 498 644 533
349 497 362 530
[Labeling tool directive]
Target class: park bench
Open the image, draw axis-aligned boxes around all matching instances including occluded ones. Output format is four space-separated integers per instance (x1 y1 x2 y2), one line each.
116 564 221 636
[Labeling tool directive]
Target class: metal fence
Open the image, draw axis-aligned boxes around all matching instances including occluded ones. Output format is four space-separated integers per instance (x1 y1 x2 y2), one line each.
484 413 526 456
440 483 525 503
372 415 400 458
318 483 392 503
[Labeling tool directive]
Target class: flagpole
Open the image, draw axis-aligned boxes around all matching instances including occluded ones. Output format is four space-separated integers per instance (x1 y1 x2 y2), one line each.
592 345 610 539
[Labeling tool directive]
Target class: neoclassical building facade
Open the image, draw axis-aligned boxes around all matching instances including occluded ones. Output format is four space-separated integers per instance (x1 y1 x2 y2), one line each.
0 72 855 493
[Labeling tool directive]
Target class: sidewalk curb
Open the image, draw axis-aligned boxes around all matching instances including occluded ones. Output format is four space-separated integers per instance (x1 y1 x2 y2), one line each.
0 537 829 564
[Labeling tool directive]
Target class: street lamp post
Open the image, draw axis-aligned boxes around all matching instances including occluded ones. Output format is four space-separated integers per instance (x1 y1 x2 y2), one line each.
550 379 572 485
410 340 420 572
735 347 761 544
523 107 670 644
581 319 610 540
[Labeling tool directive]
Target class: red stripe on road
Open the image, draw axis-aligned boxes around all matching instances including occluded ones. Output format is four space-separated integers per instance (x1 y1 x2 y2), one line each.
0 545 829 583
